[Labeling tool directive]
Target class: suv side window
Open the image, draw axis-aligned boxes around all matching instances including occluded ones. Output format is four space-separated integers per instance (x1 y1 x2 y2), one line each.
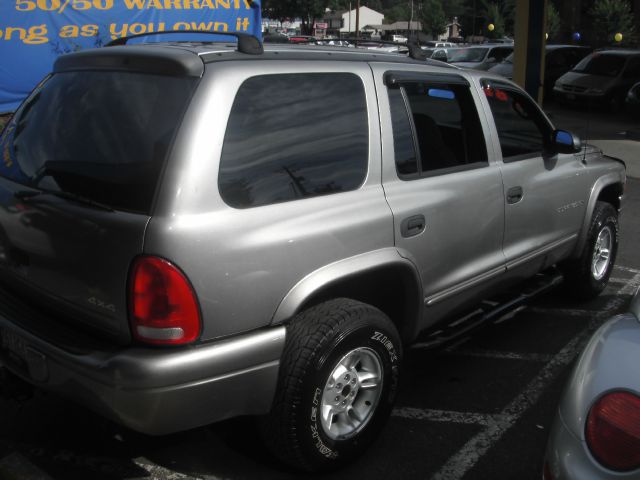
219 73 368 208
388 78 488 178
481 79 552 162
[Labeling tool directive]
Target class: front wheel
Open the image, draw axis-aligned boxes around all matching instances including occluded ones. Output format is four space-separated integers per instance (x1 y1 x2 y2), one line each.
261 298 402 472
561 201 619 299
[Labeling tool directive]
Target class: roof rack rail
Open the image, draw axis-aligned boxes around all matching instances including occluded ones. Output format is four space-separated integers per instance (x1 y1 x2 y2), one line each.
338 37 428 61
106 31 264 55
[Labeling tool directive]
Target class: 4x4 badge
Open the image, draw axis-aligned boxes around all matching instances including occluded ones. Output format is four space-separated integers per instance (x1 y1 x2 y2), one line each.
87 297 115 313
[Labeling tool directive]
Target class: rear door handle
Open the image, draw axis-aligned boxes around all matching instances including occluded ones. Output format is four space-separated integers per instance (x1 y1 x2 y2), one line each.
507 186 524 204
401 215 426 238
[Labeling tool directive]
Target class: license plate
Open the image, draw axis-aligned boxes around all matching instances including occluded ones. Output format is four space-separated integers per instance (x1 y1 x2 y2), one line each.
566 93 576 100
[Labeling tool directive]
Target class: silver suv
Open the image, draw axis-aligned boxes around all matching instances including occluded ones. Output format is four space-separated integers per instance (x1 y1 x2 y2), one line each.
0 34 626 471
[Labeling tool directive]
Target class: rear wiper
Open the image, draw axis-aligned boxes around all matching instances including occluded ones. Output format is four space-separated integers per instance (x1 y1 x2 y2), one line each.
14 188 114 212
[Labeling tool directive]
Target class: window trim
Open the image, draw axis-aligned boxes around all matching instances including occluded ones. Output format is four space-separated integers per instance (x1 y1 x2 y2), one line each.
218 72 370 209
387 76 490 180
480 78 555 163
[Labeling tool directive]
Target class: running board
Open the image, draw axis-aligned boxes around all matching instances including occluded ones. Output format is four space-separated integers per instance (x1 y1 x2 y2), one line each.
412 269 564 350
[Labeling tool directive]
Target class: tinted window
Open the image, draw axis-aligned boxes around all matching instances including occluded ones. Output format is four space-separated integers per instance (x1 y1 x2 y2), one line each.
573 53 626 77
219 73 368 208
482 80 552 161
0 71 196 214
388 88 418 175
388 78 487 177
449 48 488 63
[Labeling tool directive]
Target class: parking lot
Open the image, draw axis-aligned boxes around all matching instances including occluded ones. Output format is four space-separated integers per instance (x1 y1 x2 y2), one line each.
0 102 639 480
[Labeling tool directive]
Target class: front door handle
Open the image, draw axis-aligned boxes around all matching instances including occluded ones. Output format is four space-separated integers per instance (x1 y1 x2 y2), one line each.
401 215 426 238
507 186 524 204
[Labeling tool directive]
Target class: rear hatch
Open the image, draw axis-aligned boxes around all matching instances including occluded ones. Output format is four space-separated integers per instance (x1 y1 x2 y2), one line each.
0 47 201 344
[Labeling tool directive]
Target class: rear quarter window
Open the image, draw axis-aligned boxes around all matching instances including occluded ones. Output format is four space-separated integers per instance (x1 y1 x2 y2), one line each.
218 73 369 209
0 71 196 214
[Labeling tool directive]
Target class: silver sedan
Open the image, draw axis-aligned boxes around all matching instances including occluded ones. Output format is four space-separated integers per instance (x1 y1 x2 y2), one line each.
544 288 640 479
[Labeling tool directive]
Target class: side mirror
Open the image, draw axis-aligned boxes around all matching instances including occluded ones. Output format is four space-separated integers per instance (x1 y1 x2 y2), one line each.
552 129 582 154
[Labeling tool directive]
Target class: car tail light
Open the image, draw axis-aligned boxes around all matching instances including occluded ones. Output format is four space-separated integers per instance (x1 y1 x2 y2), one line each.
585 391 640 472
129 256 201 345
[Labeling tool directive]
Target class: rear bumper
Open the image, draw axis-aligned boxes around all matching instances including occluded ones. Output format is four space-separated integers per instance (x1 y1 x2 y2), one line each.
0 317 285 435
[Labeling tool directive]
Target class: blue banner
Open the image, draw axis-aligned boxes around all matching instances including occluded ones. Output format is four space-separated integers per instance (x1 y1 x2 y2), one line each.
0 0 262 113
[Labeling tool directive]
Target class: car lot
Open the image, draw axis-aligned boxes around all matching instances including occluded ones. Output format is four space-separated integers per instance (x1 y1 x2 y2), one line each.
0 105 639 480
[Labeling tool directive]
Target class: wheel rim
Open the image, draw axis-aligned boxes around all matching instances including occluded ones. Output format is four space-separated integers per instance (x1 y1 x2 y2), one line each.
592 225 613 281
320 347 383 440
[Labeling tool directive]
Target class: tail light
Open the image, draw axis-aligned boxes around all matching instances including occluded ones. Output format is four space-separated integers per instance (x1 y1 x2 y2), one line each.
585 391 640 472
129 256 201 345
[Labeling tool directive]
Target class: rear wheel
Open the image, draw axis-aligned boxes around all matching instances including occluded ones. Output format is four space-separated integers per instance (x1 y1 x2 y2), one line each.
261 298 401 472
562 201 619 299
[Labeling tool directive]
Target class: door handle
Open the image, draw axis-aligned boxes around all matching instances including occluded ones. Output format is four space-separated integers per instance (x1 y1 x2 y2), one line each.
507 186 524 204
401 215 426 238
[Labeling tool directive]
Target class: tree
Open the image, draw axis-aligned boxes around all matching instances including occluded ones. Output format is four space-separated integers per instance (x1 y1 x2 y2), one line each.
421 0 448 39
263 0 327 34
383 3 411 23
546 2 561 41
479 0 514 37
482 2 506 38
589 0 635 45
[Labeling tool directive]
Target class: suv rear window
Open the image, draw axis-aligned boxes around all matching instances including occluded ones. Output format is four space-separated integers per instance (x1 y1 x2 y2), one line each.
219 73 368 209
0 71 196 214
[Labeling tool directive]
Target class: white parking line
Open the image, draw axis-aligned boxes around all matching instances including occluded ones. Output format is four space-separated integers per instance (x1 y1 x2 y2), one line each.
428 271 640 479
614 265 640 274
392 407 502 427
526 307 600 317
443 348 554 363
431 322 598 480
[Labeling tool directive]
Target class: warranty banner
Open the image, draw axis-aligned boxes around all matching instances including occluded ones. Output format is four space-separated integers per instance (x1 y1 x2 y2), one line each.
0 0 263 112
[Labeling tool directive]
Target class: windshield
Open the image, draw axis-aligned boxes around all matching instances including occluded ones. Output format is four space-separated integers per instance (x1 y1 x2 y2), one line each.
572 53 626 77
0 71 197 214
449 48 488 63
502 53 514 64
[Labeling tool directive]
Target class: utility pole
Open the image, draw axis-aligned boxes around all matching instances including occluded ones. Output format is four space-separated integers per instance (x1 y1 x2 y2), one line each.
349 1 352 36
355 0 360 42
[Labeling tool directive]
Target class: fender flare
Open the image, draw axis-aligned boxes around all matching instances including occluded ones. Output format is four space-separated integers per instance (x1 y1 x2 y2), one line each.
572 172 624 258
270 248 423 342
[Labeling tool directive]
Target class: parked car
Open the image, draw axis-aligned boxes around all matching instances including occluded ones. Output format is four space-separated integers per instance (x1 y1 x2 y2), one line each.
448 44 513 70
553 49 640 111
423 41 456 48
489 45 592 96
0 32 625 472
544 288 640 479
625 81 640 115
422 46 459 62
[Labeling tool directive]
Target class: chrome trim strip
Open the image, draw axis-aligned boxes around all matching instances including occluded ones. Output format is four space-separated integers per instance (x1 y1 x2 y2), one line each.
424 234 577 307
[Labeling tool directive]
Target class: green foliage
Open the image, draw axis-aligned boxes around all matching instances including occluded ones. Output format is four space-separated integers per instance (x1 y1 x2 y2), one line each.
546 2 561 42
589 0 635 45
482 2 505 38
421 0 448 39
263 0 327 33
383 3 411 23
479 0 514 37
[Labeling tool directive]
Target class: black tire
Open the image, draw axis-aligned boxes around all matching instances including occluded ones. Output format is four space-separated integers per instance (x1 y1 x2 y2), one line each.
561 201 619 299
261 298 402 472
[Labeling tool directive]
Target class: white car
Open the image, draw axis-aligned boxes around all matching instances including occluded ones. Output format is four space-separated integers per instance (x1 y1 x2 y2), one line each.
544 288 640 479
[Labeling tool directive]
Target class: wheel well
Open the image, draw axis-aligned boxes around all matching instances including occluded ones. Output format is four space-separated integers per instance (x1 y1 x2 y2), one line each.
597 183 623 210
297 266 421 344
